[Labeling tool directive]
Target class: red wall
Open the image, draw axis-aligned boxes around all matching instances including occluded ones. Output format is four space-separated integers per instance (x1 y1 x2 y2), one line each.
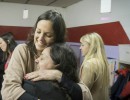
0 26 32 40
0 21 130 45
67 21 130 46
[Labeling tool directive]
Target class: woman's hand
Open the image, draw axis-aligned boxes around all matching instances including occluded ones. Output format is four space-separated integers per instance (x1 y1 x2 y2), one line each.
24 70 62 82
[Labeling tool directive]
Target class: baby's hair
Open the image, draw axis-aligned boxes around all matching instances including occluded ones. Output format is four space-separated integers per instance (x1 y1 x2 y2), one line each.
50 43 79 82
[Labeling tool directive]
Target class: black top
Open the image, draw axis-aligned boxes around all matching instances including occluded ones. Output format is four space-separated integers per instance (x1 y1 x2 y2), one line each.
19 75 82 100
0 50 6 100
22 80 70 100
0 50 5 90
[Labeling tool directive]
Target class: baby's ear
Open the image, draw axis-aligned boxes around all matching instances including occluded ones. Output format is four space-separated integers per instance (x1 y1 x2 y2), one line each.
54 64 60 68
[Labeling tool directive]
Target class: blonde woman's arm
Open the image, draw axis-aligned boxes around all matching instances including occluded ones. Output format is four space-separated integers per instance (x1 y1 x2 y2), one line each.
80 62 95 90
78 82 93 100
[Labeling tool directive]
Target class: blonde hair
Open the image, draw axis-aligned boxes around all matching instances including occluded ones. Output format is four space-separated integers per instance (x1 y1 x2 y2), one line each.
80 32 109 88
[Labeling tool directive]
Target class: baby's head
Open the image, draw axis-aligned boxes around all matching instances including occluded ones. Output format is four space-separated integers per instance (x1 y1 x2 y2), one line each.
35 46 56 70
35 43 79 82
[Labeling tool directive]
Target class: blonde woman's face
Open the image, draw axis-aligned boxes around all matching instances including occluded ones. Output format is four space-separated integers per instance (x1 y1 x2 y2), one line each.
0 38 7 52
35 47 56 70
80 41 90 57
34 20 55 52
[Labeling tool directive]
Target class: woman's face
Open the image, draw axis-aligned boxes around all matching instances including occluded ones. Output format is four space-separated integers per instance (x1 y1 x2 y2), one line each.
80 41 90 57
0 38 7 52
34 20 55 52
35 47 56 70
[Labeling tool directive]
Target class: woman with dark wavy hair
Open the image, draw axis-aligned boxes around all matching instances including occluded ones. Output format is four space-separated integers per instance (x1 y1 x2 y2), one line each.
0 32 17 69
0 32 17 99
1 10 82 100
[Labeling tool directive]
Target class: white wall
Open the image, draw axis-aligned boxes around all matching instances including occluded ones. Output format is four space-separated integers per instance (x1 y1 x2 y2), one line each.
0 2 65 27
0 0 130 39
65 0 130 39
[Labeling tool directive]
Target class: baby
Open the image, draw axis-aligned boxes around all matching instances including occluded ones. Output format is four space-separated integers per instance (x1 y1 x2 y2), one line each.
23 43 79 100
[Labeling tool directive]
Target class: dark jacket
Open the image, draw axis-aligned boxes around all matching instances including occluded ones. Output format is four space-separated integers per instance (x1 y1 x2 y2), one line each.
0 50 5 90
19 75 82 100
21 80 70 100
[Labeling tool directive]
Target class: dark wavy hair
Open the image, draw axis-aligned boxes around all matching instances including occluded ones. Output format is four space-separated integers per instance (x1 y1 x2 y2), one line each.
50 43 79 82
0 32 17 61
26 10 67 59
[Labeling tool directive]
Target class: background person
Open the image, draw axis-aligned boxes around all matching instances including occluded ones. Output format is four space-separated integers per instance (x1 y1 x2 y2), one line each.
23 43 79 100
79 32 110 100
0 32 17 88
0 32 17 100
0 32 17 70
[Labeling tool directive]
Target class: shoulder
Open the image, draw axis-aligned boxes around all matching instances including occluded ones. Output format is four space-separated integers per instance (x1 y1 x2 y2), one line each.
83 58 98 68
82 58 99 74
78 82 93 100
87 58 97 64
11 43 30 59
15 43 28 50
14 43 29 53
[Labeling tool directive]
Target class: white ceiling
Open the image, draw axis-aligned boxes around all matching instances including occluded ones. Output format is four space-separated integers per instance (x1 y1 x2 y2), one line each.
0 0 82 8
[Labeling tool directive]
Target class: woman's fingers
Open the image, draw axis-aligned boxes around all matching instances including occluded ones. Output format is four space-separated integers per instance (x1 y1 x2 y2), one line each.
31 76 42 81
24 70 62 82
25 71 39 80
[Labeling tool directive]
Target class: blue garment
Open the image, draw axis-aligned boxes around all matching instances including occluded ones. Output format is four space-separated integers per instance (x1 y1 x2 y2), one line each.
111 72 130 100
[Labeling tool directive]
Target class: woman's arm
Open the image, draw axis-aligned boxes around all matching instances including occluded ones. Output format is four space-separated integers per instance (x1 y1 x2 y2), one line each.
25 70 83 100
80 62 95 90
1 44 31 100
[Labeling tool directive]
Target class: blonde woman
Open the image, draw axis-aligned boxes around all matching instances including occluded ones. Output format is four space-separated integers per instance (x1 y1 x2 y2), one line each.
79 32 110 100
